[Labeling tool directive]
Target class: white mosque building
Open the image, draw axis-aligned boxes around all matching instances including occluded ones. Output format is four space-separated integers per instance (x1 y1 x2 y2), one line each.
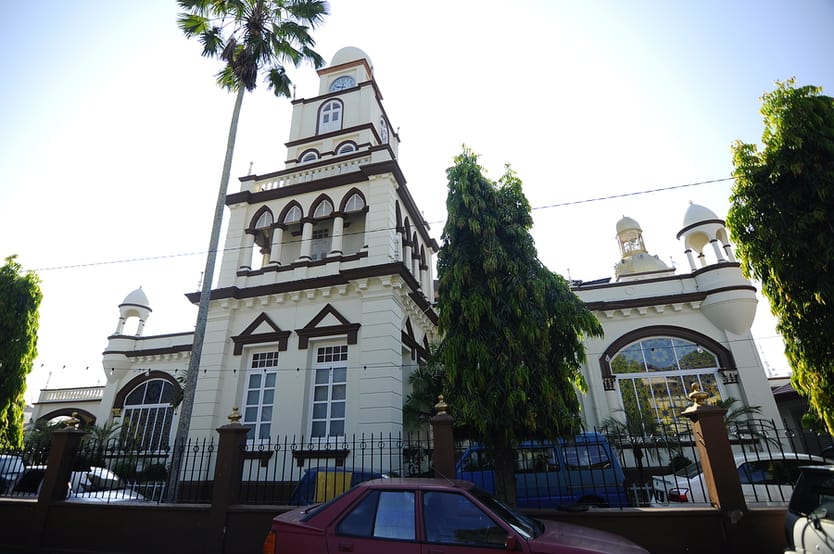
30 47 780 452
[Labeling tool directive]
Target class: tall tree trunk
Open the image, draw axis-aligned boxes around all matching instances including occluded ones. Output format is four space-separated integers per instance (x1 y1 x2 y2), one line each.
165 85 246 503
493 442 518 507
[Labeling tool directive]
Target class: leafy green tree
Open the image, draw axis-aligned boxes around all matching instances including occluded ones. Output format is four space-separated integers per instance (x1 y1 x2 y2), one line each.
403 351 444 432
727 79 834 434
172 0 328 452
0 255 42 449
437 148 603 504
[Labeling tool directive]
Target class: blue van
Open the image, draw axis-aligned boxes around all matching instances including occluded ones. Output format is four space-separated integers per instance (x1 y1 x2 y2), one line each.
455 432 627 508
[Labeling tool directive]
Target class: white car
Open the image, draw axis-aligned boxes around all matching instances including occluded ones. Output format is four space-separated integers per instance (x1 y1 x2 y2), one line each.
0 454 25 494
651 452 830 506
11 465 145 503
784 465 834 554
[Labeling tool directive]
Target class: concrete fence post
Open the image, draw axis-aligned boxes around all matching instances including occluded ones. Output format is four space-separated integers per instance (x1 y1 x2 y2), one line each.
30 416 87 552
430 396 456 480
681 384 747 553
681 384 746 512
209 407 249 554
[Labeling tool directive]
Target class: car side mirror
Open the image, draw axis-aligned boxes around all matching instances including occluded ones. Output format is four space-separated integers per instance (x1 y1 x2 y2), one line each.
810 508 828 531
505 535 519 551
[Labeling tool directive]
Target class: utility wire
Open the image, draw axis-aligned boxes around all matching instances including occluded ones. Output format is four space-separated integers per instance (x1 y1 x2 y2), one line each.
31 175 734 273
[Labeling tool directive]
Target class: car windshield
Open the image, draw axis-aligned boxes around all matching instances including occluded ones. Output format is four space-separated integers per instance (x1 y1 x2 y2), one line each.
470 486 540 539
673 461 702 479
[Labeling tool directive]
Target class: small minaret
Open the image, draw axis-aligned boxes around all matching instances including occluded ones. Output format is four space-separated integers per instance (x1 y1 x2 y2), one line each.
677 202 736 271
614 216 674 282
114 287 152 336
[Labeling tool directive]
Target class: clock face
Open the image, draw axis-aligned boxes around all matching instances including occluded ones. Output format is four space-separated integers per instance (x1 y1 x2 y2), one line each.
330 75 356 92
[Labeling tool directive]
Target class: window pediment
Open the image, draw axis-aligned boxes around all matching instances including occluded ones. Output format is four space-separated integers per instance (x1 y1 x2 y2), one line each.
232 313 291 355
296 304 360 350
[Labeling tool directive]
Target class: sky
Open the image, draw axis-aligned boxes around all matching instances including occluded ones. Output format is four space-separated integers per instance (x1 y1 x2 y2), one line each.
1 1 832 403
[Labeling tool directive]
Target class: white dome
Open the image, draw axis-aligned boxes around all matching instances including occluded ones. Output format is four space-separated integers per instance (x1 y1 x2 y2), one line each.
330 46 372 69
683 203 720 228
120 287 150 309
616 216 642 234
615 253 670 278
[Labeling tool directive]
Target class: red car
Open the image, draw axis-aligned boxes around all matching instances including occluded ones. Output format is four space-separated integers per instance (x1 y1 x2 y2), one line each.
263 477 649 553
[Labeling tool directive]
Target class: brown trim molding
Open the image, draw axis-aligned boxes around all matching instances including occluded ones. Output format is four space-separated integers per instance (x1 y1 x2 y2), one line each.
598 325 735 385
676 219 726 239
296 304 360 350
112 370 181 412
583 284 756 312
231 313 291 356
190 262 436 323
36 408 97 425
104 343 193 359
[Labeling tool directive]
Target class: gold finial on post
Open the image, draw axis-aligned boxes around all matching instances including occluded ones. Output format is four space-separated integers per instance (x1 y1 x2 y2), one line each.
688 383 710 407
228 406 242 424
434 395 448 416
65 412 81 429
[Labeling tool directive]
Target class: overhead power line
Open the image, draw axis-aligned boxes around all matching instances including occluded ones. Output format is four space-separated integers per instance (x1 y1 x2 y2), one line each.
31 175 734 273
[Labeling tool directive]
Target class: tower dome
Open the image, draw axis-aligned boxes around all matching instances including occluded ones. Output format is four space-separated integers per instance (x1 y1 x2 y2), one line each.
682 203 720 229
614 216 674 282
115 287 151 336
330 46 372 71
120 287 150 310
677 202 736 270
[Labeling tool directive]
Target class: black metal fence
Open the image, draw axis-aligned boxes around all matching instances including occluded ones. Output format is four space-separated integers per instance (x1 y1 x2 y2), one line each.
602 419 834 507
3 421 831 508
238 431 434 505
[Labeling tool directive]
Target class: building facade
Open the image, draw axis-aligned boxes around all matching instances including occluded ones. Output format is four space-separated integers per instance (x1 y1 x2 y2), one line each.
31 47 780 452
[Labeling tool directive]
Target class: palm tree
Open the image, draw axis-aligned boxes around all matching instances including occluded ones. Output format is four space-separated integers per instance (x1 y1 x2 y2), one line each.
168 0 329 501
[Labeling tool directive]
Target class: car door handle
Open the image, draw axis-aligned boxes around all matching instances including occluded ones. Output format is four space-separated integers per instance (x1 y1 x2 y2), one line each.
337 543 354 552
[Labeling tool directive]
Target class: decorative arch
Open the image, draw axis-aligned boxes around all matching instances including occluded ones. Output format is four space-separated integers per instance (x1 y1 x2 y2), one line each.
401 318 429 362
395 202 403 231
599 326 735 428
37 408 96 426
309 194 335 220
248 206 274 231
112 370 181 412
336 141 357 155
339 188 367 213
279 201 304 225
599 325 733 383
318 99 343 134
300 149 320 163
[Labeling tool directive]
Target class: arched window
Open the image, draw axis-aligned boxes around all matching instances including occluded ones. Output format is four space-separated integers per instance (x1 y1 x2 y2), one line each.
301 150 319 163
319 100 343 134
608 336 722 432
121 379 177 452
336 142 356 155
344 193 365 212
313 199 334 219
251 210 274 269
283 205 302 224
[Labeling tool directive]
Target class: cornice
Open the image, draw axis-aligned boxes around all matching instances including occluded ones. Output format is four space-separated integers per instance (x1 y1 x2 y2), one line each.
185 262 438 322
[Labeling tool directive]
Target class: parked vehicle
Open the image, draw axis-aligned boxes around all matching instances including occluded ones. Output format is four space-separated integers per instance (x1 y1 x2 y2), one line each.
784 464 834 553
10 465 145 503
651 452 829 506
0 454 25 494
263 477 649 554
289 466 386 505
456 432 628 507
